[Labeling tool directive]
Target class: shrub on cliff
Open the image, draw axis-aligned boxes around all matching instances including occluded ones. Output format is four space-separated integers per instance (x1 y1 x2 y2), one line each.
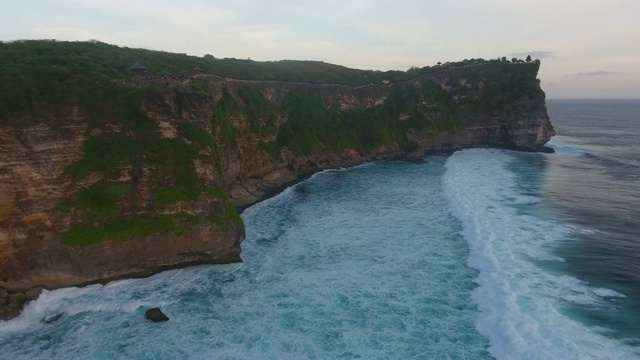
63 216 186 247
178 123 214 148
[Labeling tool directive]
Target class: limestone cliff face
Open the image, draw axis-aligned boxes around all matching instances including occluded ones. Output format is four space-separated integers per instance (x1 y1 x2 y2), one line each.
407 96 554 153
0 60 553 319
0 96 244 319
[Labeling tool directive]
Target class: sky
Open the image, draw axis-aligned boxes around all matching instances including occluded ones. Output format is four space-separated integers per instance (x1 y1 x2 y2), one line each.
1 0 639 98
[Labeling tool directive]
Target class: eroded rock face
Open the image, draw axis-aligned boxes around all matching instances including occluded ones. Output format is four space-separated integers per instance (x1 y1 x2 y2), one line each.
0 285 41 320
0 106 89 295
404 96 554 153
0 99 244 309
0 62 553 320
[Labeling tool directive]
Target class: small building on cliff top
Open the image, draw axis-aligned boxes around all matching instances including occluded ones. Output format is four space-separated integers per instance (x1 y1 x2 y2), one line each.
129 61 147 73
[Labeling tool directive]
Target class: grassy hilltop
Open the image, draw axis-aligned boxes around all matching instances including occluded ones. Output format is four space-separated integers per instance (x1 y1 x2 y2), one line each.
0 39 405 120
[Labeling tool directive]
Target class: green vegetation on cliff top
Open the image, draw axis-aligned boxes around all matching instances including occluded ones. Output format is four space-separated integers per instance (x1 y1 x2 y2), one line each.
0 39 393 120
0 39 542 121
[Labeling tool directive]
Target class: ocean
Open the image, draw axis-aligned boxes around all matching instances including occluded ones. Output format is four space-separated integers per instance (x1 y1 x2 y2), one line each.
0 99 638 359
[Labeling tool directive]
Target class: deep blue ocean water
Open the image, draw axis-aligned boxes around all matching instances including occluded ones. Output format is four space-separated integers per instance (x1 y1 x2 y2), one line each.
0 99 638 359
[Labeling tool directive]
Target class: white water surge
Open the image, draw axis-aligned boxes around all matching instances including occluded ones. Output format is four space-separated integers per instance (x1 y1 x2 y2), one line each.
0 160 490 359
0 150 637 359
442 149 637 359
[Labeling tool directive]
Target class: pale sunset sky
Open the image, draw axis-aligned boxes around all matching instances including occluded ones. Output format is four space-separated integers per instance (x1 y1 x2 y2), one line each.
1 0 638 98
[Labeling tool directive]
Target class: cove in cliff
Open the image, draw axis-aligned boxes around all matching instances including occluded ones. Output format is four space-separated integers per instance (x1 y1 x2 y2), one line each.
0 40 554 320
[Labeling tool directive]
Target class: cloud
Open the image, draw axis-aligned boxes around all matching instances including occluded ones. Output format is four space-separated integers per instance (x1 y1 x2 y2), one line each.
575 70 624 76
511 51 556 59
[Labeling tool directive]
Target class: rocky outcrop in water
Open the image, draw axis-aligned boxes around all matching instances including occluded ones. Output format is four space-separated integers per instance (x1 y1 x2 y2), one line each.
41 313 63 324
145 308 169 322
0 286 41 320
0 58 553 320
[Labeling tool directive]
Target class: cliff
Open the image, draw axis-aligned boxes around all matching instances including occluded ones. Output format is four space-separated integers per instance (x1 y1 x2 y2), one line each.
0 42 554 319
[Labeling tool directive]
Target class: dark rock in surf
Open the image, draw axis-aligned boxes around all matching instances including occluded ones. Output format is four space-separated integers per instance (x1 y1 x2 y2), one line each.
41 313 63 324
145 307 169 322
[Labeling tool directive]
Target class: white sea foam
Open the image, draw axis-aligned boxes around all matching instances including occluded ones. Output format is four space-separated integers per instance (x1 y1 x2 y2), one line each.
0 265 236 335
545 137 585 156
442 149 637 359
2 154 636 359
0 159 493 359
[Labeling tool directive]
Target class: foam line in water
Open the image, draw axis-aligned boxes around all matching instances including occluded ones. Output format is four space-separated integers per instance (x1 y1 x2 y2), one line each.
545 137 585 156
0 265 233 334
442 149 637 359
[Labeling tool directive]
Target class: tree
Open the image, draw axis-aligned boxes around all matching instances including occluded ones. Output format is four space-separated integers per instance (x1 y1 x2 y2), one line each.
511 58 518 63
526 55 532 62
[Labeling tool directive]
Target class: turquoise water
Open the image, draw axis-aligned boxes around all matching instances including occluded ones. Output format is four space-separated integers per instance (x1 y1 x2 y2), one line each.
1 100 639 359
